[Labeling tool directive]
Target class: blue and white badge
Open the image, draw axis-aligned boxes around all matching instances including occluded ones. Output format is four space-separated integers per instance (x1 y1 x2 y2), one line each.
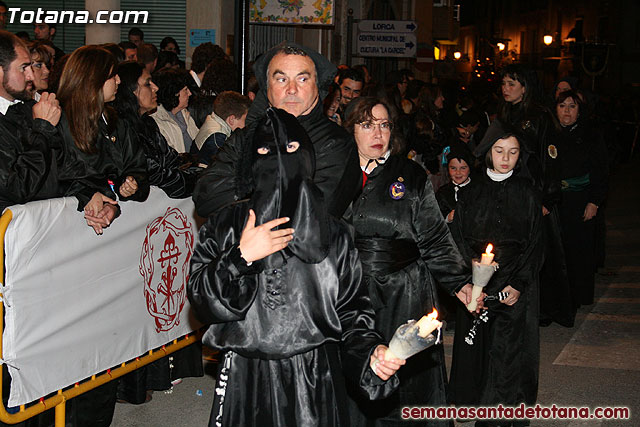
389 177 405 200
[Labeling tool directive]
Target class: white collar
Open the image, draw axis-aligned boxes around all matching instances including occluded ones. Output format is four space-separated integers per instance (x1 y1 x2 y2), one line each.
454 177 471 188
361 150 391 173
0 96 22 115
486 168 513 182
190 70 202 87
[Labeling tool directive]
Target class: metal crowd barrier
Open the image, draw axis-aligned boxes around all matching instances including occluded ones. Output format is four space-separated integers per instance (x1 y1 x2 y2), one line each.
0 209 203 426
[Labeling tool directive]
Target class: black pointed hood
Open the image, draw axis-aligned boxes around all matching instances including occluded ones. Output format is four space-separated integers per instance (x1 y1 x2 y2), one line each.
250 107 330 265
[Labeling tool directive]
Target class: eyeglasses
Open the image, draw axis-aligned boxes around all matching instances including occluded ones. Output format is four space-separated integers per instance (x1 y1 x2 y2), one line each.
357 121 393 133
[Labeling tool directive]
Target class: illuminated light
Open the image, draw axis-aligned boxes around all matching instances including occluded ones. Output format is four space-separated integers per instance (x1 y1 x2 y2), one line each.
497 42 505 51
476 73 481 77
454 51 462 60
434 46 440 60
543 35 553 45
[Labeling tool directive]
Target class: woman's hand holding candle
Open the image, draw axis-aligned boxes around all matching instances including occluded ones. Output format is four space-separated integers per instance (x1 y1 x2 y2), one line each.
467 244 496 312
500 285 520 306
370 345 405 380
456 284 485 312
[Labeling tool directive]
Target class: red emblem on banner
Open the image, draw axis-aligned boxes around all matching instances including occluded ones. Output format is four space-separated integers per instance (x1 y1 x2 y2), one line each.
139 208 195 332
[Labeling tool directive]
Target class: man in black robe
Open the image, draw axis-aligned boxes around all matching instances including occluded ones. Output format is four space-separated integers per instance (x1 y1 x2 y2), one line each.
192 42 361 219
0 30 62 213
189 107 403 426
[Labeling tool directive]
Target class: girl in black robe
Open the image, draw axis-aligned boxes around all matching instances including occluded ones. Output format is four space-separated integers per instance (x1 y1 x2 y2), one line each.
449 121 542 427
188 107 402 427
344 97 473 426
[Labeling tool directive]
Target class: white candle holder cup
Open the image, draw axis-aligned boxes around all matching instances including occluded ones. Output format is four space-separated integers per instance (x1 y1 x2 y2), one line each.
384 319 442 361
466 259 499 312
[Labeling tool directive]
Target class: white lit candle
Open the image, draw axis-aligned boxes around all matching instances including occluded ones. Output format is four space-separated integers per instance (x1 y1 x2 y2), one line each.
480 243 494 265
416 309 442 338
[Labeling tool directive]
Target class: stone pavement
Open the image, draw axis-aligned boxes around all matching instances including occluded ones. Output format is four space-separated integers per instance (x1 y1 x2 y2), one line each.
111 156 640 426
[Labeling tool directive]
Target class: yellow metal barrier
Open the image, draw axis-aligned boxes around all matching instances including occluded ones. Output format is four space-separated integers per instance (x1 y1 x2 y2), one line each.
0 209 204 426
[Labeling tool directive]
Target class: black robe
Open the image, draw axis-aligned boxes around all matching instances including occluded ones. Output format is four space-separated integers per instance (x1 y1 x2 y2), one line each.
558 121 608 307
56 112 150 210
0 101 64 212
448 172 542 414
188 202 398 427
347 155 470 426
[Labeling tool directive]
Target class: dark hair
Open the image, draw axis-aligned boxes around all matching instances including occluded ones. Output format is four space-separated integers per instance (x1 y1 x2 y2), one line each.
0 30 23 71
155 50 179 72
160 37 180 55
119 41 137 51
137 43 158 65
153 68 190 111
16 32 30 42
555 90 584 122
101 43 125 62
201 58 238 95
352 64 368 78
246 75 259 95
416 83 443 117
405 79 425 100
47 54 69 94
128 27 144 39
499 64 539 113
484 134 520 169
214 91 251 121
344 96 405 155
28 40 53 65
0 1 7 9
188 94 215 128
57 46 119 153
337 67 364 85
323 82 341 116
114 60 146 121
191 42 227 74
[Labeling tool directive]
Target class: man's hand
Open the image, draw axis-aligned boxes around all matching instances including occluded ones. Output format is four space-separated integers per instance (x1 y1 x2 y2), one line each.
32 92 61 126
456 283 485 312
370 345 405 381
583 202 598 221
119 176 138 198
500 285 520 306
238 209 295 263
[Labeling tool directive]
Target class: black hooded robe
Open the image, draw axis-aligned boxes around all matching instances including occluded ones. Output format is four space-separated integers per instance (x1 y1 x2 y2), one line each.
347 155 470 426
192 42 361 219
448 172 542 420
188 108 397 427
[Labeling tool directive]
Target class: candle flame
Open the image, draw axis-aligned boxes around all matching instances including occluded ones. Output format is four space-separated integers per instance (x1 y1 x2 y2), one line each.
427 309 438 320
485 243 493 255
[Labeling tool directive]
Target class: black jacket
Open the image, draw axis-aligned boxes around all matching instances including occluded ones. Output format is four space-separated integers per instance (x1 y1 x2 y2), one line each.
0 101 64 212
57 112 150 210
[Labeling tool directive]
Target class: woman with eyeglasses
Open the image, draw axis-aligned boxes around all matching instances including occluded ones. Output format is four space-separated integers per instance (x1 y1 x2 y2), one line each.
343 96 474 426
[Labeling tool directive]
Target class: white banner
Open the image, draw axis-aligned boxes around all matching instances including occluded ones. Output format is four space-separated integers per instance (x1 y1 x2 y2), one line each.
2 187 202 406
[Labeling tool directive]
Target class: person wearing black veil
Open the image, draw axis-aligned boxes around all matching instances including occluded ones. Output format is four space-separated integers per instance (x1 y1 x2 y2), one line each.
192 42 360 219
435 142 476 224
448 120 542 426
188 107 403 427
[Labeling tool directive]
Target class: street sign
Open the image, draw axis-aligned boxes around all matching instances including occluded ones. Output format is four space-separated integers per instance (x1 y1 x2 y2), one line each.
357 32 417 57
358 20 417 33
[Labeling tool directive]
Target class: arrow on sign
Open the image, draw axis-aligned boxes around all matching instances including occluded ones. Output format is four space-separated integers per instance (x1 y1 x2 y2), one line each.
406 41 415 49
406 23 416 31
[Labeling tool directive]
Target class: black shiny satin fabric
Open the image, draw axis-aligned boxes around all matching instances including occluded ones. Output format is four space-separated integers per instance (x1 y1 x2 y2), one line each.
448 172 542 409
347 155 469 426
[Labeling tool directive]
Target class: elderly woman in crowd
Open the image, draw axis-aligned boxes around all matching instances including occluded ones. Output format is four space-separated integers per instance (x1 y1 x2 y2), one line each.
114 61 198 199
56 45 149 235
344 96 473 426
150 68 198 153
555 90 608 309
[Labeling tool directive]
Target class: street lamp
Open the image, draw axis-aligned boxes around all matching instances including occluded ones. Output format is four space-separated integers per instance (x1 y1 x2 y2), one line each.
543 34 553 45
454 51 462 60
497 42 505 51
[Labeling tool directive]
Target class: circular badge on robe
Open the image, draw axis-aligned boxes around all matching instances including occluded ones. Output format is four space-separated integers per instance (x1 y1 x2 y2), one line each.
548 144 558 159
389 177 405 200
